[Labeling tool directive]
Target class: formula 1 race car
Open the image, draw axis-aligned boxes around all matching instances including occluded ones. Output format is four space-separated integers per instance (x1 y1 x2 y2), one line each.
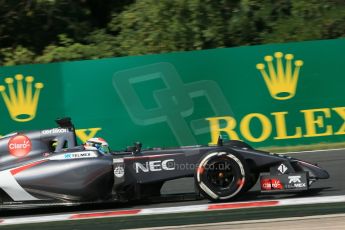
0 118 329 208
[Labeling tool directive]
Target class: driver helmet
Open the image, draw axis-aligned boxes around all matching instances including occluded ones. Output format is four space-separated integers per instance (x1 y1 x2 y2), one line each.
84 137 110 154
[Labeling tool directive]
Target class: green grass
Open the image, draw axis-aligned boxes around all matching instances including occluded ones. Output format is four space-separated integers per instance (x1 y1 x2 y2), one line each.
260 142 345 153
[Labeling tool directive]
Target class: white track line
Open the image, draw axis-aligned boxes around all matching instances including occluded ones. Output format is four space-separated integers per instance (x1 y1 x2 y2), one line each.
1 195 345 226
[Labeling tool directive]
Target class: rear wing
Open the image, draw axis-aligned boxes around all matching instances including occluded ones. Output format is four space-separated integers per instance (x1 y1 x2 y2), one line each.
56 117 74 129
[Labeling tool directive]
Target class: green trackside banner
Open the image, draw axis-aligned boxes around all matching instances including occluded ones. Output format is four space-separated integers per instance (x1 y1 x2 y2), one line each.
0 39 344 149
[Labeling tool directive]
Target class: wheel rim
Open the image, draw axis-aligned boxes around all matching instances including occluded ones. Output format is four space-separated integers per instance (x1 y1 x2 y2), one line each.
205 158 238 190
197 152 246 200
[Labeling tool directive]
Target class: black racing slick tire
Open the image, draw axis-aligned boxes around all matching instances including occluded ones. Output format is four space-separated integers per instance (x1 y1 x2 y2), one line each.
195 151 250 202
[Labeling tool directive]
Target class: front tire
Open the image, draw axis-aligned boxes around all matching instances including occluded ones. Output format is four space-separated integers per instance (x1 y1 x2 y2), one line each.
195 151 249 201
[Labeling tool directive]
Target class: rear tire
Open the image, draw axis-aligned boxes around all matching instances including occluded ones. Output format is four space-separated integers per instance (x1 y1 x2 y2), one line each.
195 151 250 201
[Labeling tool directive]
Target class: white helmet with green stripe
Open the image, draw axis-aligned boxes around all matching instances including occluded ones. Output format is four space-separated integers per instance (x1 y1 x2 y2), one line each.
84 137 110 154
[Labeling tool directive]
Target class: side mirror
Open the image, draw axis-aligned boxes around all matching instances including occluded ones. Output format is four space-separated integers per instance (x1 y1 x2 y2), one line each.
217 135 223 146
134 142 142 153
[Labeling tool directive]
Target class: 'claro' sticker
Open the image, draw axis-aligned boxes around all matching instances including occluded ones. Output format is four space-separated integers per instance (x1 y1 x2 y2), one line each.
8 135 32 157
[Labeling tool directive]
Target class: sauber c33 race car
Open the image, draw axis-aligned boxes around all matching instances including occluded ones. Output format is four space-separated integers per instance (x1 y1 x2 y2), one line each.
0 118 329 208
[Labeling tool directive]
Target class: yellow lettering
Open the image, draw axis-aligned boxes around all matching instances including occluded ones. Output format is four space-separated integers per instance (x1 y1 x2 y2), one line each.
240 113 271 142
206 116 240 145
301 108 333 137
271 111 302 139
332 107 345 135
75 127 102 143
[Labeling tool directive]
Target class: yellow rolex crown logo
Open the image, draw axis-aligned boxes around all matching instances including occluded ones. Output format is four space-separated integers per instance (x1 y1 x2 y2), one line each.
256 52 303 100
0 74 44 122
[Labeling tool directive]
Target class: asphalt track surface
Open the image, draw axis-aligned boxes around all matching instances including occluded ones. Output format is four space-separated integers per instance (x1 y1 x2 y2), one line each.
1 148 344 217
